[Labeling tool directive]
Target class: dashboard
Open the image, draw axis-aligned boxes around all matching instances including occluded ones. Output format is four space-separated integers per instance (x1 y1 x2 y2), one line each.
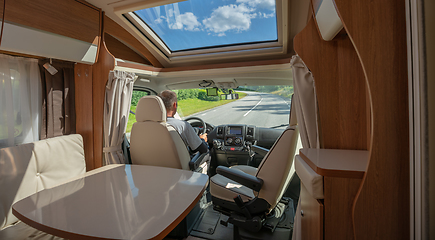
207 124 283 167
188 120 284 168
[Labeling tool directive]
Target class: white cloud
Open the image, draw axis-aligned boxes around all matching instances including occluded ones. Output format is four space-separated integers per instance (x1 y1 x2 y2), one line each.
176 12 201 31
154 16 165 24
203 4 255 34
261 12 275 18
236 0 275 11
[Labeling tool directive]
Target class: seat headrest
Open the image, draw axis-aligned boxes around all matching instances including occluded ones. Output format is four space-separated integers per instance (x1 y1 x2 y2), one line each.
135 96 166 122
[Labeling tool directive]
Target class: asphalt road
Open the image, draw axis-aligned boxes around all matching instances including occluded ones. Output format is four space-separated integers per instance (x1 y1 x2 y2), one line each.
187 92 291 129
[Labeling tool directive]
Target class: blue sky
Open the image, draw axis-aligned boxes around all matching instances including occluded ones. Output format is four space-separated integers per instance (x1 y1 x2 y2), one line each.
135 0 277 51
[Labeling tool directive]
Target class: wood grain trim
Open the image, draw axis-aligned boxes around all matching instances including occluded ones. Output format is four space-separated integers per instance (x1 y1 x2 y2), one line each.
91 14 115 170
324 177 361 240
300 183 324 240
104 16 162 68
116 58 290 73
299 151 365 179
294 18 367 150
333 0 410 239
75 63 94 171
0 0 99 44
105 33 151 65
74 0 100 11
12 207 114 240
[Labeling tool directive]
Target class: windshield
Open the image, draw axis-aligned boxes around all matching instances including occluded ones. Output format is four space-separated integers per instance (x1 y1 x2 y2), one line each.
175 86 292 129
126 85 293 136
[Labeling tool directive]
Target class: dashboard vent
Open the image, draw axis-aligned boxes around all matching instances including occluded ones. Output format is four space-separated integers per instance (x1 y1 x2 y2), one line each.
247 127 254 137
217 127 224 135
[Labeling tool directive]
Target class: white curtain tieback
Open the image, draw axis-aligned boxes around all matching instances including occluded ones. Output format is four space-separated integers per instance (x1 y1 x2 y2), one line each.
103 145 122 153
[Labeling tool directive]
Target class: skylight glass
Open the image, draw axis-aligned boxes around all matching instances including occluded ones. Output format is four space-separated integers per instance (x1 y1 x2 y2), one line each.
133 0 278 52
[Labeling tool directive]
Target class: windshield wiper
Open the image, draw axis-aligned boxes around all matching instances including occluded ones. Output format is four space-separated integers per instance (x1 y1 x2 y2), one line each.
271 124 288 129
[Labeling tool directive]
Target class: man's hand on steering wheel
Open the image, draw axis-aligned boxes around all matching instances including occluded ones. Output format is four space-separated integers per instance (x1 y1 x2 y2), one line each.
199 133 208 142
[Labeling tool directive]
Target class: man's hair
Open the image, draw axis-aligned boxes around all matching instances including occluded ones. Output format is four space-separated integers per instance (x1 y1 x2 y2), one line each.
158 90 177 111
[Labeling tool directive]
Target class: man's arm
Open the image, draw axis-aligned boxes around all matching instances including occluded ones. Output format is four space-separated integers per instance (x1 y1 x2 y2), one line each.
193 140 208 154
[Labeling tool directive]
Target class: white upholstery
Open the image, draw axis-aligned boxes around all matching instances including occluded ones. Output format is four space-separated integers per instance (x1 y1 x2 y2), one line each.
295 155 324 199
210 169 255 202
0 134 86 233
211 95 299 213
135 95 166 122
256 126 299 209
130 96 191 170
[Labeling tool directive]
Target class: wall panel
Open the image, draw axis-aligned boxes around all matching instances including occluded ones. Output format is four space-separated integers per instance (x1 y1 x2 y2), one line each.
333 0 410 239
75 63 94 171
294 18 367 150
0 0 99 44
104 33 151 65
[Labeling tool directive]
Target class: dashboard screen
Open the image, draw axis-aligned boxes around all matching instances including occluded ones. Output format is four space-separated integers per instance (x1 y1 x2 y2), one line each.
229 127 242 135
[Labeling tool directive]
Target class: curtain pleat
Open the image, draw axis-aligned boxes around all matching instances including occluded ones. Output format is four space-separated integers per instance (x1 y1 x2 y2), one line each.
39 59 76 139
103 70 135 165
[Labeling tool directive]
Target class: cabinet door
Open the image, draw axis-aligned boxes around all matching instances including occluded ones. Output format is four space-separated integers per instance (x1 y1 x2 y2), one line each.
300 183 324 240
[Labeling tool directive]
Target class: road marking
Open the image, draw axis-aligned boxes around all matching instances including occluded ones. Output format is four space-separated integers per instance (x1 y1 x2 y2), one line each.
201 113 207 116
244 98 263 117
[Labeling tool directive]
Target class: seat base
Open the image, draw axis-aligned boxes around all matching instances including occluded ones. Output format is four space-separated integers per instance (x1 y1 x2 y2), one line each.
212 196 270 216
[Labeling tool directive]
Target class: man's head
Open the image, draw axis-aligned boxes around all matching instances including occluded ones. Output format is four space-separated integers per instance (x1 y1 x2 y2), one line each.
158 90 177 117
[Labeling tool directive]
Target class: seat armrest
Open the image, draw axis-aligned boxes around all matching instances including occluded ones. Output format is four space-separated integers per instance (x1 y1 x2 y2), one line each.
189 151 209 171
251 145 269 157
216 166 263 192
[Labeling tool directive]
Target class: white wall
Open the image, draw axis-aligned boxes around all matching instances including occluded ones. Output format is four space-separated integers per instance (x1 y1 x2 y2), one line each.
0 22 97 64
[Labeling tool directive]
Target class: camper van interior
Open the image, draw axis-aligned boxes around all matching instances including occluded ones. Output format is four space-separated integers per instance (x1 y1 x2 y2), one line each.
0 0 434 239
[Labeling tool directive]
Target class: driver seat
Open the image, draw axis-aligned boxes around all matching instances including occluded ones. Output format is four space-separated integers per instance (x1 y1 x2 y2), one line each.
130 96 197 170
209 96 299 232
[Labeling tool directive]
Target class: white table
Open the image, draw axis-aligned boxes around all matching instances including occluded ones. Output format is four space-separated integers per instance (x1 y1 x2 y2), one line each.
12 164 209 240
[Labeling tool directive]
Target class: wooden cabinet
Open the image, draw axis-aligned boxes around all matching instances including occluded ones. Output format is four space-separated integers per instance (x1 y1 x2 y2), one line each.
297 149 368 240
300 183 323 240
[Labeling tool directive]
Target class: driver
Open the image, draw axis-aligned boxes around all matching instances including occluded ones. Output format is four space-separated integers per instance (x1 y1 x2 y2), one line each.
158 90 209 154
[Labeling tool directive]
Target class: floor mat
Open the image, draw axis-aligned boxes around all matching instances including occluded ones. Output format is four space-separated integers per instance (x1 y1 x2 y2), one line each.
190 204 234 240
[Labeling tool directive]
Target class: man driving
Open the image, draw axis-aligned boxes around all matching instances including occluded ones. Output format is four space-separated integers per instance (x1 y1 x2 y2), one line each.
158 90 208 154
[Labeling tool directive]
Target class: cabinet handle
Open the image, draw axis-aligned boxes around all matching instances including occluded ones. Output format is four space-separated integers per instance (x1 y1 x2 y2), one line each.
301 210 304 217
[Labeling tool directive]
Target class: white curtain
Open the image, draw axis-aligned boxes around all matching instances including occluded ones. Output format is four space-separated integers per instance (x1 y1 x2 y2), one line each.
0 54 41 148
291 55 320 149
290 55 320 240
103 70 136 165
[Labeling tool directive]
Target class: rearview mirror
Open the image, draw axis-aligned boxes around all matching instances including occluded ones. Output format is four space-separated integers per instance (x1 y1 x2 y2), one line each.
206 87 218 96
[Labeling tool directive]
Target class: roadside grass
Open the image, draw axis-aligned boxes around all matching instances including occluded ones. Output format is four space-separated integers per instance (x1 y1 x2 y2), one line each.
271 88 293 99
178 92 247 117
125 92 247 133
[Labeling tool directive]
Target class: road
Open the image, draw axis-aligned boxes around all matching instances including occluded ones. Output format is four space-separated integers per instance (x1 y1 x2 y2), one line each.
187 92 291 129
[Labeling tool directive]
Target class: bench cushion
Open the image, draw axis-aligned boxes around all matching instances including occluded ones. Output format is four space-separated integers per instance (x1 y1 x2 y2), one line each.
0 134 85 230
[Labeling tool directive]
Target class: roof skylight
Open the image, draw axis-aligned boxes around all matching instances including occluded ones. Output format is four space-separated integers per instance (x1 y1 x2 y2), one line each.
132 0 278 52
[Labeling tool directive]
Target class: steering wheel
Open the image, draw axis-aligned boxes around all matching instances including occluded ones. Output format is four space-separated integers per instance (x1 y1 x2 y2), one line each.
184 117 207 135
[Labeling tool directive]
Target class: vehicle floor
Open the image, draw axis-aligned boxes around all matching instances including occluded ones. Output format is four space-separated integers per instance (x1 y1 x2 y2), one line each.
183 197 295 240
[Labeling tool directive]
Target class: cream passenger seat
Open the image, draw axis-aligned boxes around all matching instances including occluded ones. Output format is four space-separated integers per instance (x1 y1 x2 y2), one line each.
210 96 299 232
130 96 192 170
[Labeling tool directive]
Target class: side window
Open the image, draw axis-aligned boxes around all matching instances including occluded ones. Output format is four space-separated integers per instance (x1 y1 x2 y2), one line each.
0 57 41 148
126 89 150 138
